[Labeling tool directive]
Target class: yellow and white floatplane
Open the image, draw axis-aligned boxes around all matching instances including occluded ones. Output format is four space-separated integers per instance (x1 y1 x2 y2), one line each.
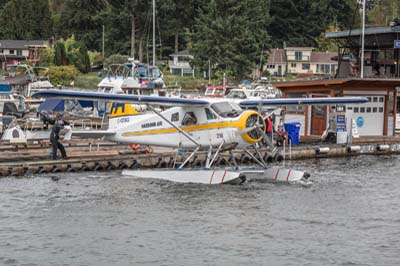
33 90 367 185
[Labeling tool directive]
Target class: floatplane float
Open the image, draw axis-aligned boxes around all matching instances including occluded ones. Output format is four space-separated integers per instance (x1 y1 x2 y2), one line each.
33 89 367 185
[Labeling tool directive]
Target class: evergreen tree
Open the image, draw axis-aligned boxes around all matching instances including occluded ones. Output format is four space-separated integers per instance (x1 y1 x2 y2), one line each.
54 41 68 66
0 0 52 39
268 0 355 48
59 0 110 51
191 0 270 79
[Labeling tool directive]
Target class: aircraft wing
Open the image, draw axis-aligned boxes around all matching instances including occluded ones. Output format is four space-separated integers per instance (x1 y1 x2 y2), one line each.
33 90 210 107
240 96 368 107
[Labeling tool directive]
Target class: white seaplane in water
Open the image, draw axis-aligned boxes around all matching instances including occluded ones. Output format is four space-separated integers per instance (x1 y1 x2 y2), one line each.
33 89 367 185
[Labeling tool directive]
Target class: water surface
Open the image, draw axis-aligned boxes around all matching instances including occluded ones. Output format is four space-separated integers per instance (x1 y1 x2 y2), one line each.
1 155 399 266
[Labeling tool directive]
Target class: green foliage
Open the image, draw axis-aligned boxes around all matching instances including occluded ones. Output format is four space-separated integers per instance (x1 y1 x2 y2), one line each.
368 0 400 26
191 0 270 79
74 72 103 90
103 54 129 68
48 65 80 86
88 51 103 66
54 41 68 66
0 0 52 39
316 25 339 52
268 0 355 48
39 47 55 67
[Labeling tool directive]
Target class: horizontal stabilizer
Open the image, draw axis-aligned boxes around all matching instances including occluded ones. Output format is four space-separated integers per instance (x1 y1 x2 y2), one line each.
33 89 209 107
240 96 368 107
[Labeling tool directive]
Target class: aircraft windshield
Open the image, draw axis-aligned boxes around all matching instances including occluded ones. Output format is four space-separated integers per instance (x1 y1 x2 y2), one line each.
226 90 246 99
211 102 242 118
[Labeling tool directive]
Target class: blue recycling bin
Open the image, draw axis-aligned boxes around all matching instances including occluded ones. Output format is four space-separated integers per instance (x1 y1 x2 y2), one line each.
284 122 301 145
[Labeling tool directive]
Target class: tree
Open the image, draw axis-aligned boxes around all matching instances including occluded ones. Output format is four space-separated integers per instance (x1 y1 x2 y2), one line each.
48 65 80 86
54 41 68 66
268 0 356 48
368 0 400 26
0 0 51 39
58 0 110 51
191 0 270 79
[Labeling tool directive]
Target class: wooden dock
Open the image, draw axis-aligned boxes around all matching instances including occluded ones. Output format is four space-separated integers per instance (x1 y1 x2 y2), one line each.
1 138 400 178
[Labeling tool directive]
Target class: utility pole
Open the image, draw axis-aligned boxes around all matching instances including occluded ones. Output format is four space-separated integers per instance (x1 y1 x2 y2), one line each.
360 0 366 78
152 0 156 66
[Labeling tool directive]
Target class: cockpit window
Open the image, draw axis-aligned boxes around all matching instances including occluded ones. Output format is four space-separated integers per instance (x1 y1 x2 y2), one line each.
211 102 242 118
205 108 217 120
226 90 246 99
182 112 197 125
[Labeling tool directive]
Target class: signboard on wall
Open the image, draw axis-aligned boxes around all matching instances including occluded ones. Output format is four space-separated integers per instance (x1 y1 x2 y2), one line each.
394 40 400 49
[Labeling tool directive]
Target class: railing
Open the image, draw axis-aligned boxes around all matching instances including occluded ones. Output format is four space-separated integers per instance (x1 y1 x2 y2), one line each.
287 55 310 61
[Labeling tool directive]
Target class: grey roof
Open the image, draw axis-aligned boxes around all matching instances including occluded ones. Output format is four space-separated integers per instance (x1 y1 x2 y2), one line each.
267 48 286 64
0 40 47 49
170 50 192 57
310 52 337 63
326 26 400 39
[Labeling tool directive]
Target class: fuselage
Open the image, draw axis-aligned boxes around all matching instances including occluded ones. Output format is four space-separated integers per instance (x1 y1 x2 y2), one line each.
106 102 265 149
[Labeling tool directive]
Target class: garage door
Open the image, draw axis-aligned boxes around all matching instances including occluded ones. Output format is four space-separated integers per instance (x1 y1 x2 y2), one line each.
350 96 384 136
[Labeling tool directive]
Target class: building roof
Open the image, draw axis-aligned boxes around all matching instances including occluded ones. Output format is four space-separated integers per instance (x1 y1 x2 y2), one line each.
0 74 31 85
310 51 337 63
284 47 314 51
273 78 400 90
325 25 400 39
267 48 286 64
0 40 47 49
170 50 192 57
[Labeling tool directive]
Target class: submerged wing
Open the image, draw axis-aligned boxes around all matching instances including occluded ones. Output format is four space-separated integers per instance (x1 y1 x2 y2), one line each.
240 96 368 107
33 90 210 107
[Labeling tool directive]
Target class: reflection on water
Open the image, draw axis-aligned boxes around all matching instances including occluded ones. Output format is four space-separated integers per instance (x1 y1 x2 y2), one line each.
1 155 400 266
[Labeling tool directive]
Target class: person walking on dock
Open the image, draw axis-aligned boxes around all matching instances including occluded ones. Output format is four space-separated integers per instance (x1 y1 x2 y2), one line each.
50 113 69 160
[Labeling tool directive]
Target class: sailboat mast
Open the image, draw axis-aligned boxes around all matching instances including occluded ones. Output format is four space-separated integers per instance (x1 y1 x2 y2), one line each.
360 0 366 78
152 0 156 66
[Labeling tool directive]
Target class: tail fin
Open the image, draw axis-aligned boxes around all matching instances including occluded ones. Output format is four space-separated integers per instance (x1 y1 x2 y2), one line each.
109 103 140 118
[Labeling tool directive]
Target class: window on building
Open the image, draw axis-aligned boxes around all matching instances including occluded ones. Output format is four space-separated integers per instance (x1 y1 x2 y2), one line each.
354 107 359 113
291 63 296 68
379 107 384 112
360 107 365 113
373 97 378 102
373 107 377 113
0 49 3 54
379 97 384 102
267 64 275 69
16 50 22 56
331 64 336 74
367 107 371 113
302 63 310 70
9 50 15 54
295 51 303 61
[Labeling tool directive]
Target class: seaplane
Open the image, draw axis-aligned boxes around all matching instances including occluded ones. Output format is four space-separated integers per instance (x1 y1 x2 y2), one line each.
32 89 368 185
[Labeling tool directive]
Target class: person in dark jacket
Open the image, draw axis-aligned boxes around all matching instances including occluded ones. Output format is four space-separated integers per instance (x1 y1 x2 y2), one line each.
50 113 69 160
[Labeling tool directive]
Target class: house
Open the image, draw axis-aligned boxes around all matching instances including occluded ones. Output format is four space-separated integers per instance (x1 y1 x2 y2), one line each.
168 50 195 77
0 40 48 70
265 47 338 77
265 48 287 77
274 79 400 137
